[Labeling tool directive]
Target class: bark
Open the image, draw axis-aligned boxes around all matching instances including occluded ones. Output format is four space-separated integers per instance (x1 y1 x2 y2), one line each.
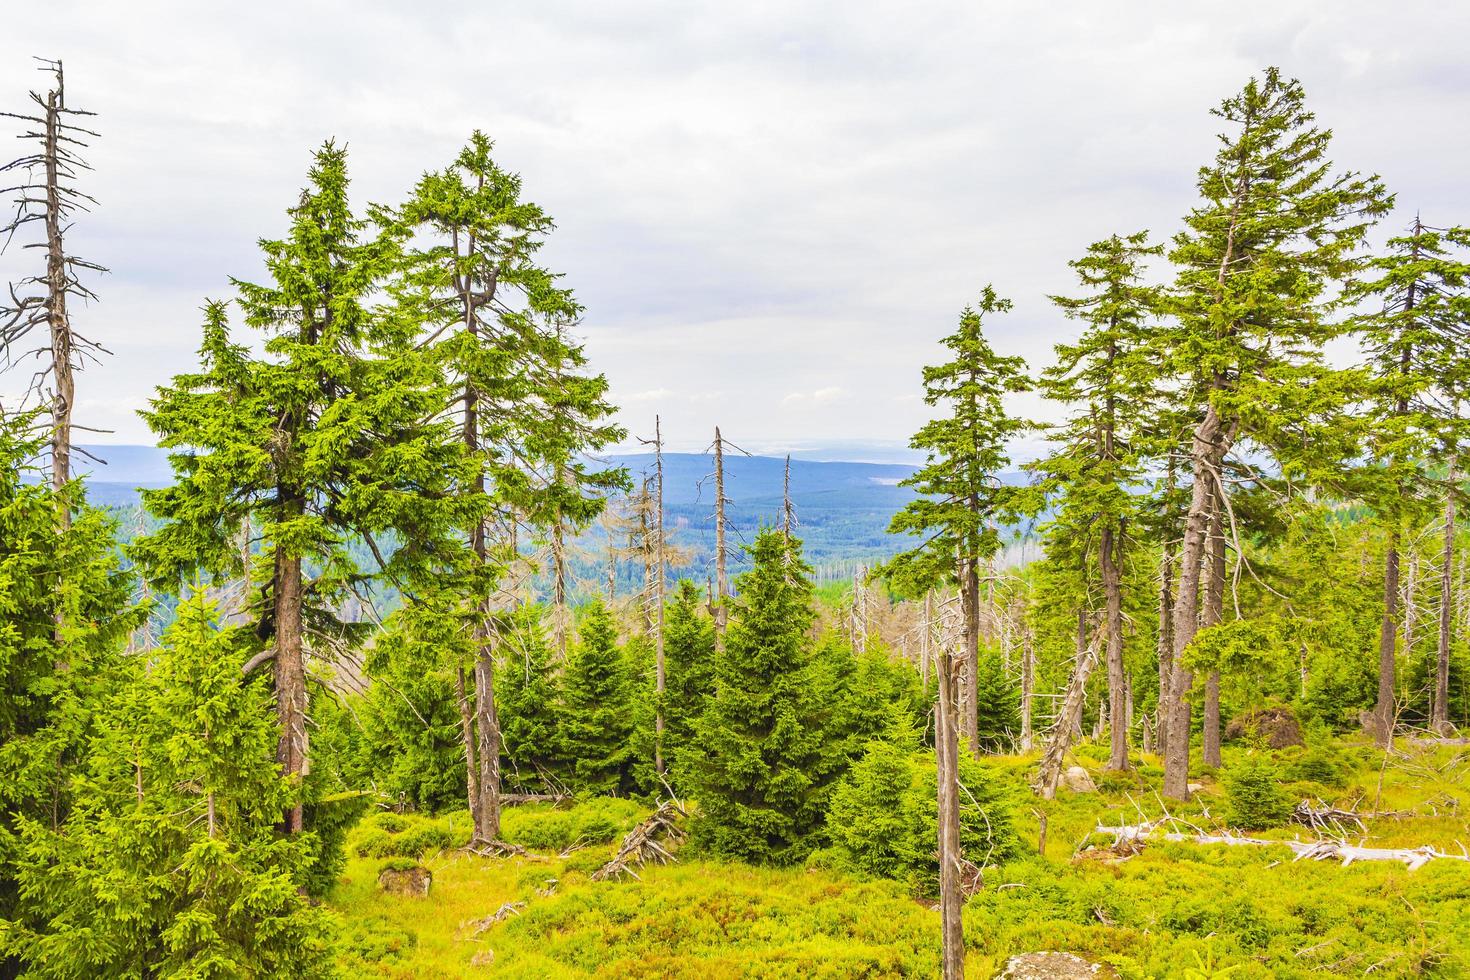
456 666 480 819
1155 537 1175 760
1201 501 1226 768
1374 533 1401 747
653 416 667 773
1164 405 1226 799
935 640 965 979
273 542 307 833
713 427 728 652
473 624 502 842
1100 522 1129 770
1433 473 1456 732
1036 631 1099 799
960 554 981 757
1019 624 1035 751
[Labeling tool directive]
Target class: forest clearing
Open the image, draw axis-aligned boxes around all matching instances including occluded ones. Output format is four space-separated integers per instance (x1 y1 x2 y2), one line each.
4 6 1470 979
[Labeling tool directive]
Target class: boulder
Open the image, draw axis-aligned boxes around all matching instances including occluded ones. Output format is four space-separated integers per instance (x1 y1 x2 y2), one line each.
999 951 1113 978
1224 705 1303 749
377 864 432 897
1187 782 1205 794
1062 766 1097 794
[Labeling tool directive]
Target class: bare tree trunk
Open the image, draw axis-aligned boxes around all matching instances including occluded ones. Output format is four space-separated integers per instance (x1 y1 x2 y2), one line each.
653 416 667 772
920 592 933 693
1100 522 1128 771
40 86 72 507
1037 633 1099 799
1164 406 1226 799
1201 502 1226 768
713 426 729 652
935 635 965 979
782 453 796 540
1020 623 1035 751
1375 533 1401 747
273 542 307 834
1434 472 1456 732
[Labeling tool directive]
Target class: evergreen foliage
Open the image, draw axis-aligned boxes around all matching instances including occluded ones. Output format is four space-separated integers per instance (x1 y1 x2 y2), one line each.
1222 754 1292 830
691 530 838 864
5 594 334 978
560 601 635 796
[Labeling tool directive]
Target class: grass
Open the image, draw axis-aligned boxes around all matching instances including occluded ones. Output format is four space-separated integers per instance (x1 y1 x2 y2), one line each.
330 737 1470 978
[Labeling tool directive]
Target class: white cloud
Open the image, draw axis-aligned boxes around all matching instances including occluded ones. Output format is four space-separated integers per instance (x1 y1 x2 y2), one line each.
2 1 1467 451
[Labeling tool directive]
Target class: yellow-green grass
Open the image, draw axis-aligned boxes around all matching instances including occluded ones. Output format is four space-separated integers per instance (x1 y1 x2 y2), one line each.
330 738 1470 978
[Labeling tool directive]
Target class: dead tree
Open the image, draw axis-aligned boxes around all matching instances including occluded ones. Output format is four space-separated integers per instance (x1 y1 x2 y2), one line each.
705 427 747 651
1 58 107 519
1035 632 1102 799
638 416 668 772
782 453 797 542
932 598 966 979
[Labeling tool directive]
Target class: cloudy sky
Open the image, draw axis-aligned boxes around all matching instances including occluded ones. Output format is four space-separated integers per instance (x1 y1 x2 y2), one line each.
3 1 1467 460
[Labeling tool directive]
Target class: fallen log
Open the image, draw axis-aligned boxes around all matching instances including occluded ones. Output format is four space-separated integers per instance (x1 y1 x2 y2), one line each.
1094 821 1470 870
464 901 526 936
592 799 687 881
501 792 570 805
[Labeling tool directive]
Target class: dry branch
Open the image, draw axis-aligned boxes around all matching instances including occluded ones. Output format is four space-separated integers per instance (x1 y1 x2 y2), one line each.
1094 820 1470 870
591 799 687 881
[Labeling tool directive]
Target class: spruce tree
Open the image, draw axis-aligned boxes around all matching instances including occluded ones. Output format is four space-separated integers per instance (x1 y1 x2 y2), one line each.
1351 219 1470 736
390 131 624 839
881 288 1030 757
495 609 567 795
132 144 462 831
691 530 836 865
1032 232 1163 770
0 412 139 970
662 578 716 777
560 601 635 796
10 593 334 978
1161 69 1391 795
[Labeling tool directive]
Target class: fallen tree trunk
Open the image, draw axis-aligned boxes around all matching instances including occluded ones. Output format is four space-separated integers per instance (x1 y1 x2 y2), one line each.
592 799 687 881
501 792 571 805
1095 821 1470 870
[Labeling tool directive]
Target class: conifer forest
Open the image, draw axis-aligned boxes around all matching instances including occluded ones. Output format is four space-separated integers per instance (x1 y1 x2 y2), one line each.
4 14 1470 980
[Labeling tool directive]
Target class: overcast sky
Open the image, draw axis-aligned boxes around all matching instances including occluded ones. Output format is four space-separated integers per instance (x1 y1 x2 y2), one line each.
3 1 1467 460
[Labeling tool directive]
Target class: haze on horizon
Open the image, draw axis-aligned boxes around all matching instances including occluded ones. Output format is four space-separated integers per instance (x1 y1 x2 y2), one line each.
3 1 1467 458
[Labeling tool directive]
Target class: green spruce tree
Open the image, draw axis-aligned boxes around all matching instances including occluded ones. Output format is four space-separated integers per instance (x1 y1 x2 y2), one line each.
691 530 837 864
882 288 1030 757
10 593 334 978
560 601 635 796
1032 232 1163 770
133 144 462 832
1161 69 1391 794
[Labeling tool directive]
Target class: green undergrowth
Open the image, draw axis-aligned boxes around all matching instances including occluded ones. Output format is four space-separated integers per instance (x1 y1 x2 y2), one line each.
330 737 1470 978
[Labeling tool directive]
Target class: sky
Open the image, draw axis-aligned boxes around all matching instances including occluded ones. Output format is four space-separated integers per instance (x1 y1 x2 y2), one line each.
2 1 1468 461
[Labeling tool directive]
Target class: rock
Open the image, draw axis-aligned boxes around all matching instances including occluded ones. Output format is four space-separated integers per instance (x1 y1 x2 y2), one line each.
1187 782 1205 794
1224 705 1303 749
998 951 1113 978
377 865 432 897
1062 766 1097 794
470 949 495 968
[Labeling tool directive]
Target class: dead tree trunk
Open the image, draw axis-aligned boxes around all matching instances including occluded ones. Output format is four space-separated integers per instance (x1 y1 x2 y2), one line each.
1036 633 1100 799
934 611 965 979
456 666 479 818
1434 469 1456 732
712 426 729 652
651 417 667 771
1 60 106 526
1019 622 1035 751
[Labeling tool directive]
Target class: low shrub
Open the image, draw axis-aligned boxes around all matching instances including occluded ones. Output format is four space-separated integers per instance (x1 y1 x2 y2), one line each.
1282 746 1348 788
822 741 1021 892
501 797 646 852
1223 754 1291 830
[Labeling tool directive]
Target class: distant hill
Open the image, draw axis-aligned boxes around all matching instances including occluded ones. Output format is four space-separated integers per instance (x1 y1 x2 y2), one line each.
73 445 1031 582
